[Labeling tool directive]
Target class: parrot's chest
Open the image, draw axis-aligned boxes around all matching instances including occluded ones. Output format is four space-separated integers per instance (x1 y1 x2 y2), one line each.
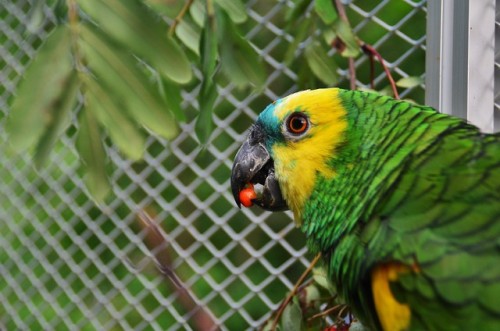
273 157 336 222
311 230 380 329
301 191 378 297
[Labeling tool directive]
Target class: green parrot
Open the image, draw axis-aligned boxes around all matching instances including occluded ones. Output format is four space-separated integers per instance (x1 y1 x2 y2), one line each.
230 88 500 331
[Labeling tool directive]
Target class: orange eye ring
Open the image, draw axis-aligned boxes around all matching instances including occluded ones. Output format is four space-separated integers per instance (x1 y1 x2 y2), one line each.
286 113 309 135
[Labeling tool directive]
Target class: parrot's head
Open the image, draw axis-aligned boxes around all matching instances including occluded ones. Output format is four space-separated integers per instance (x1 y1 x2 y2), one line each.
231 88 348 223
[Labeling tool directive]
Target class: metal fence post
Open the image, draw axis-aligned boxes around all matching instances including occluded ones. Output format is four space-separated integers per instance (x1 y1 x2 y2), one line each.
426 0 496 132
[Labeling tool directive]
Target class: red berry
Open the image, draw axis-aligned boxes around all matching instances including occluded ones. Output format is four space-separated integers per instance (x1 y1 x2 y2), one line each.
239 184 256 207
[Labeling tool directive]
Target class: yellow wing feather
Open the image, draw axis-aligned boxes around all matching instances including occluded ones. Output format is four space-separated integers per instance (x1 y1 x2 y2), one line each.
371 263 413 331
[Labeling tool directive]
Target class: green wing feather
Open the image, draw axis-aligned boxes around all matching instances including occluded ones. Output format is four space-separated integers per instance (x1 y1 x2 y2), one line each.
301 89 500 330
381 126 500 330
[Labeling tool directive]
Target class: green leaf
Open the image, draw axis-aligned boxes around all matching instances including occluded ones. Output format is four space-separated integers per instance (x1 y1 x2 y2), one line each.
77 0 192 84
201 13 218 78
144 0 184 18
315 0 338 24
214 0 247 24
262 320 280 331
34 70 79 168
219 48 246 87
297 59 317 89
76 109 110 205
305 41 338 86
27 0 45 33
196 79 217 143
285 0 311 24
378 85 395 97
83 75 146 161
52 0 68 23
79 23 178 139
304 284 321 306
196 9 219 143
334 19 360 58
280 299 304 331
7 25 73 151
283 18 311 65
218 11 266 89
358 87 378 94
176 20 201 56
349 321 371 331
396 76 424 88
160 78 186 122
322 27 337 45
312 266 336 295
190 0 206 27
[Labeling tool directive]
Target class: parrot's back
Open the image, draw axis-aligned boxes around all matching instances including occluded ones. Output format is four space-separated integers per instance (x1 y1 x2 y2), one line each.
302 90 500 330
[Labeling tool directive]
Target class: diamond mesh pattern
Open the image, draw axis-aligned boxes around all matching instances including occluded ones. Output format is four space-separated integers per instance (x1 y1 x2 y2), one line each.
0 0 428 330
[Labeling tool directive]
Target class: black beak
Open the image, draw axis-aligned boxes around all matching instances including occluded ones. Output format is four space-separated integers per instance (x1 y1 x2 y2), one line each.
231 124 288 211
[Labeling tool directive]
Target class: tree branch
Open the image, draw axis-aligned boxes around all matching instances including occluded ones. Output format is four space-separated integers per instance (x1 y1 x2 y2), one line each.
368 51 375 89
334 0 348 22
348 58 356 90
138 209 217 331
362 43 400 99
263 253 322 331
169 0 195 37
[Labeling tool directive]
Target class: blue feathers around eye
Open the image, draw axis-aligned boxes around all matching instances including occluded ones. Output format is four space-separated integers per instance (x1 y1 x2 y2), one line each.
256 99 286 150
258 100 279 125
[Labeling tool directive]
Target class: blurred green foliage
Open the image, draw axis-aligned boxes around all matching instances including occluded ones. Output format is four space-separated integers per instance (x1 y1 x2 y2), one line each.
0 0 427 330
5 0 425 203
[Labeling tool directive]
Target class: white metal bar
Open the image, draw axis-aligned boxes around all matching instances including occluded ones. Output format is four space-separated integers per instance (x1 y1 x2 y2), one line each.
426 0 495 132
425 1 467 118
468 0 495 132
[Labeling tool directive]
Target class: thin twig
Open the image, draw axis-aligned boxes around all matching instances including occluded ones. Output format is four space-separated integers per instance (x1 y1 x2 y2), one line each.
335 0 348 21
138 210 183 288
138 209 217 331
334 0 400 97
66 0 88 79
206 0 214 16
297 278 314 294
169 0 195 37
362 44 400 99
267 253 322 331
307 304 343 322
368 52 375 89
337 304 350 319
348 58 356 90
67 0 78 25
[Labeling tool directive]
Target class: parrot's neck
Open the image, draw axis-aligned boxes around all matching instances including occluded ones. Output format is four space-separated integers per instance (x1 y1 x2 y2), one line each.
300 89 465 284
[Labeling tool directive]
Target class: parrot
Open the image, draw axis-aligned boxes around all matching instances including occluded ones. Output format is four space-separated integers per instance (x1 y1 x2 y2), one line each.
230 88 500 331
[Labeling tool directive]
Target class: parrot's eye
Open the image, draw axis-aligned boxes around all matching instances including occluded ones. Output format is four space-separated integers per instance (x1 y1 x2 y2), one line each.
286 113 309 135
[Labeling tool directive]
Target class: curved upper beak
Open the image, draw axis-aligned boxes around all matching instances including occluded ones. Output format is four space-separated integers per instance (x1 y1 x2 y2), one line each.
231 125 288 211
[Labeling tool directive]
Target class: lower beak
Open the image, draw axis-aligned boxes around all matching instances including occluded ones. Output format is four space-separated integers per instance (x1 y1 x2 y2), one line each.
231 128 288 211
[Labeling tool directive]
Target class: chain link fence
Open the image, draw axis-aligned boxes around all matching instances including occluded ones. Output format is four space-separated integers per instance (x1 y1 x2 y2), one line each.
1 0 433 329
